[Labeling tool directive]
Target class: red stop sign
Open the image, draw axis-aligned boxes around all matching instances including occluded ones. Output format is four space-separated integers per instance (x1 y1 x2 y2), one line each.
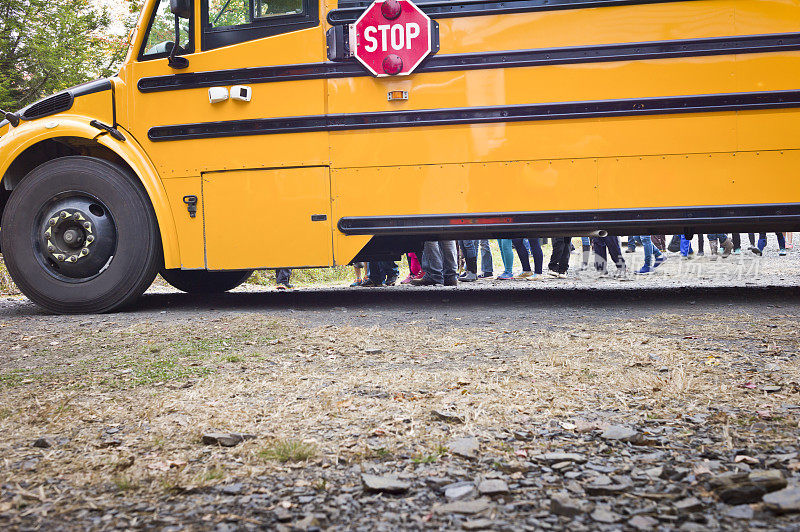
353 0 432 77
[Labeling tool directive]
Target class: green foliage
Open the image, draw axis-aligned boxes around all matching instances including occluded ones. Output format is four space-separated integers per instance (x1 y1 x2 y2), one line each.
0 0 134 112
207 0 303 28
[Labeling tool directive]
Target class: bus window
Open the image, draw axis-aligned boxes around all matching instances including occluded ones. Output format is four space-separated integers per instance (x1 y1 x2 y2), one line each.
140 0 193 60
202 0 318 50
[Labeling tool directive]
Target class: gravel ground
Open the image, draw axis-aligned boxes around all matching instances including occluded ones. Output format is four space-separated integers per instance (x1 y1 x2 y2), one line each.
0 245 799 531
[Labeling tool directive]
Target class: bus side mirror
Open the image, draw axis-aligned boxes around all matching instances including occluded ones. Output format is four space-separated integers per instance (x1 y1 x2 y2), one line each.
170 0 191 18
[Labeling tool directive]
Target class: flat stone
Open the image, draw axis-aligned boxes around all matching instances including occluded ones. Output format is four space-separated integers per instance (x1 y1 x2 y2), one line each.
549 493 589 517
445 482 476 501
763 487 800 514
462 518 495 530
434 498 491 515
201 432 256 447
293 514 320 531
600 425 639 442
365 348 383 354
273 507 292 522
629 515 659 530
711 470 787 505
591 508 621 523
674 496 703 512
447 437 480 459
535 452 587 464
32 437 54 449
585 479 632 496
725 505 754 519
477 479 509 495
644 466 664 479
361 474 410 494
432 410 465 424
220 483 244 495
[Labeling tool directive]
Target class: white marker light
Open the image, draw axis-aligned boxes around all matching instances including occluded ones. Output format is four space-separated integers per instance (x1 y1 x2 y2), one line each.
208 87 229 104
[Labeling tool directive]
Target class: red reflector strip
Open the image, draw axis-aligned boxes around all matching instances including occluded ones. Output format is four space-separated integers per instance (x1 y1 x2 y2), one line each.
449 217 514 225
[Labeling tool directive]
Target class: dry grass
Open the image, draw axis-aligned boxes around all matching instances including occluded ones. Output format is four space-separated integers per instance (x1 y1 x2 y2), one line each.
0 256 18 295
0 311 797 505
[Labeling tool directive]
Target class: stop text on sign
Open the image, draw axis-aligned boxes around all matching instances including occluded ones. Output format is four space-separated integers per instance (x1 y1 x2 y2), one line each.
362 23 421 52
352 0 433 77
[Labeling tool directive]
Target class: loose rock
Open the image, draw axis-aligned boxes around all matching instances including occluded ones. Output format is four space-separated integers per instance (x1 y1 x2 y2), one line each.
591 508 621 523
447 437 480 459
629 515 659 530
462 518 495 530
550 493 589 517
434 498 491 515
32 437 54 449
535 452 587 464
445 482 476 501
724 505 754 519
674 496 703 512
763 487 800 514
432 410 465 424
201 433 255 447
477 479 509 495
361 474 410 494
710 470 787 504
600 425 639 441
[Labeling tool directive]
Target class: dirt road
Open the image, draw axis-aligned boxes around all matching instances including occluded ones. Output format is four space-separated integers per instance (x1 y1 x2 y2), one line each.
1 249 799 530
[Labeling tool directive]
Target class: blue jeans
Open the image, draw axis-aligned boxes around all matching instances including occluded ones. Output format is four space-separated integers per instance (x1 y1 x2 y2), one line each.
707 234 728 242
592 236 625 271
680 235 693 256
422 241 457 284
758 232 786 251
460 240 478 260
528 238 544 274
627 236 640 252
640 236 662 267
498 239 514 275
480 240 493 274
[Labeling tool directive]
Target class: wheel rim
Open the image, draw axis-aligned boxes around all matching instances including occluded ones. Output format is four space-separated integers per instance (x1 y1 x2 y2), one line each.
33 193 117 282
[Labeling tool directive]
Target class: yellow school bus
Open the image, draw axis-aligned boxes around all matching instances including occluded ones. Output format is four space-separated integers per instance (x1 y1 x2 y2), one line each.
0 0 799 313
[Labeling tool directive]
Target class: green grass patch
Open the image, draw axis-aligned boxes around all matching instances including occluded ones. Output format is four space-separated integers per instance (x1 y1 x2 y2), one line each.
412 444 448 464
259 439 318 463
113 475 136 492
133 358 212 386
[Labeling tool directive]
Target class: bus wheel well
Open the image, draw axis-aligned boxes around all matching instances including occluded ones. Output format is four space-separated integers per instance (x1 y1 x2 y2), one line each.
0 136 131 226
0 137 144 257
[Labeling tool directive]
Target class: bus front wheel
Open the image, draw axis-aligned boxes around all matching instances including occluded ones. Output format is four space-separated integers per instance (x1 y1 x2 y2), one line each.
160 269 253 294
1 156 161 314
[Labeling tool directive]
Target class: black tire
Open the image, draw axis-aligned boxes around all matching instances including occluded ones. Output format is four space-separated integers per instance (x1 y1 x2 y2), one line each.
160 269 253 294
1 156 161 314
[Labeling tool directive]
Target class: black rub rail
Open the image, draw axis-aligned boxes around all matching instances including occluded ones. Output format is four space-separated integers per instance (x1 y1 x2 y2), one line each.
137 32 800 93
148 89 800 142
337 204 800 236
